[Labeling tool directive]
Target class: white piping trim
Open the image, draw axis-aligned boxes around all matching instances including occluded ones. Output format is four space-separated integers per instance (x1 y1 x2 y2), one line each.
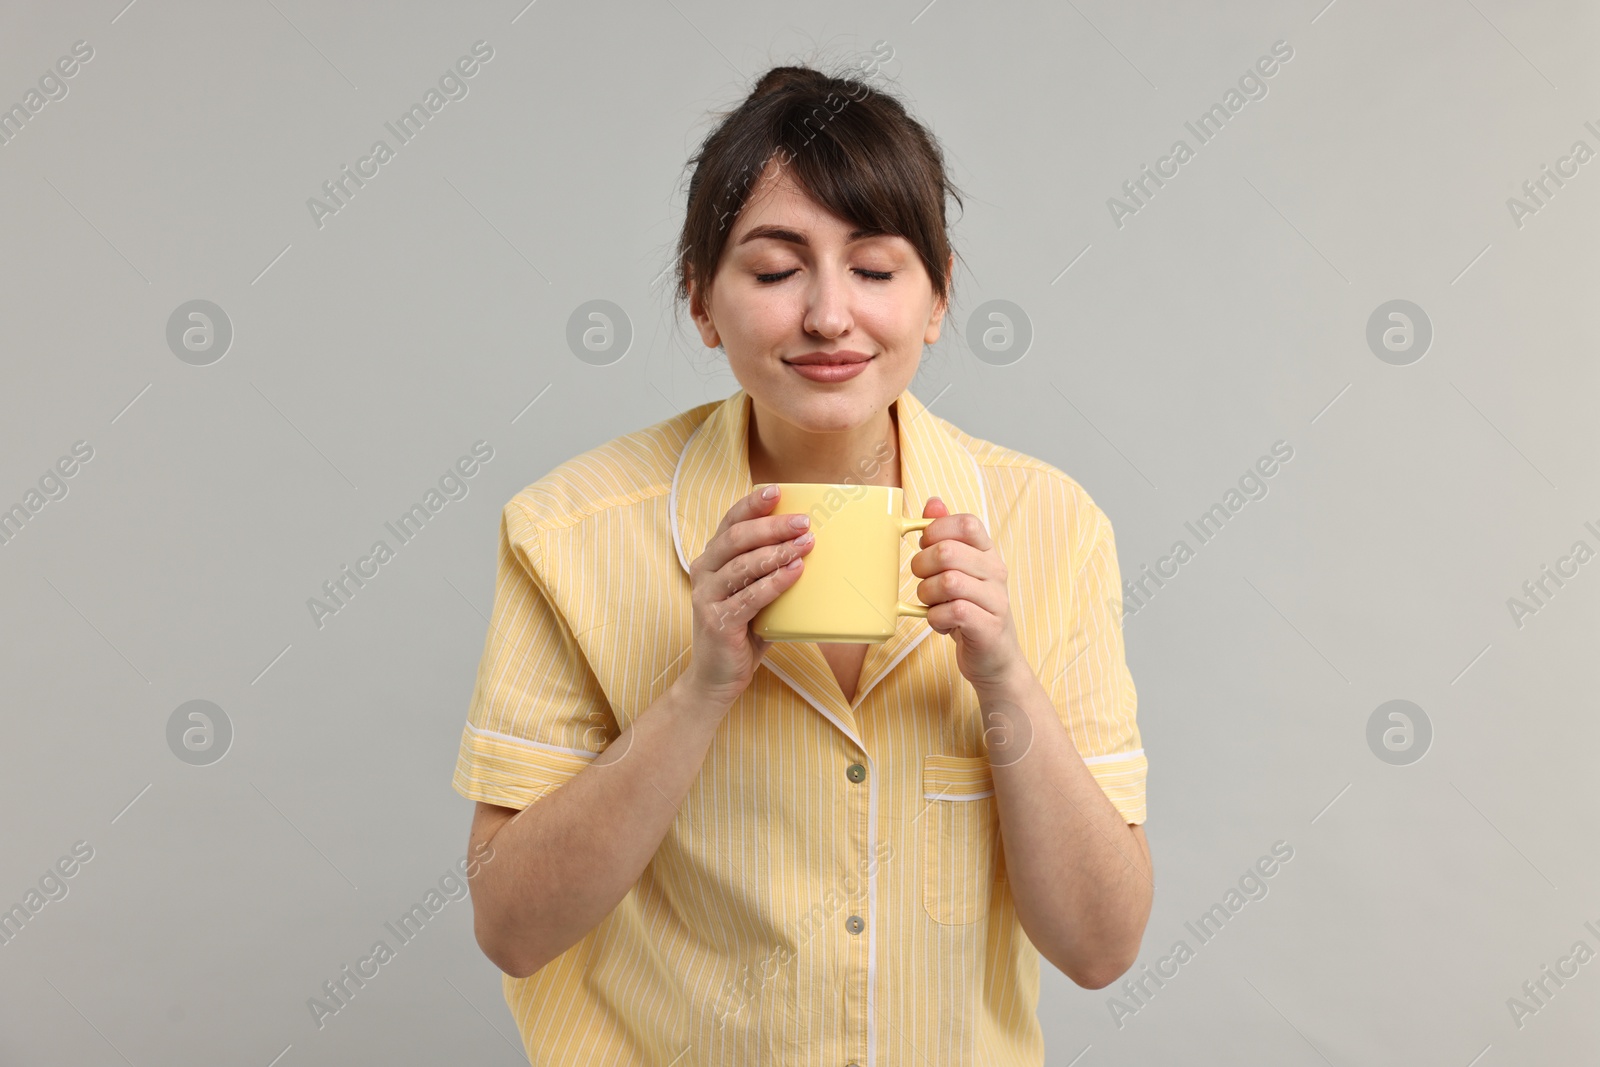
858 625 929 708
970 443 991 534
1082 747 1144 766
758 659 867 754
667 417 705 576
462 721 597 760
922 789 995 802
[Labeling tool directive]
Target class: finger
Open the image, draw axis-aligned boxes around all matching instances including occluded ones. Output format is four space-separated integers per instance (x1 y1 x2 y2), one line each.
701 510 812 577
917 568 1008 616
698 486 779 577
918 509 993 553
712 485 779 541
910 537 1003 582
711 550 806 630
716 528 814 598
926 595 1006 637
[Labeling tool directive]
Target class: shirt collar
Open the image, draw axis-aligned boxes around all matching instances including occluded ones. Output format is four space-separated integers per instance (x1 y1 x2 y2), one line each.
669 385 988 735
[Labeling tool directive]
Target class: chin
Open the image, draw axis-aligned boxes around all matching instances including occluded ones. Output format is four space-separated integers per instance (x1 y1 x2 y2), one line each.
784 385 903 434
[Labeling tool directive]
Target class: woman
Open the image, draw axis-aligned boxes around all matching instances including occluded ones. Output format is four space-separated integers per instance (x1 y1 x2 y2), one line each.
453 62 1151 1065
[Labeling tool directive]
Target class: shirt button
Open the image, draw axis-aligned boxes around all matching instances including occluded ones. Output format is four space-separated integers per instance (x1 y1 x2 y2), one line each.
845 914 864 935
846 763 866 783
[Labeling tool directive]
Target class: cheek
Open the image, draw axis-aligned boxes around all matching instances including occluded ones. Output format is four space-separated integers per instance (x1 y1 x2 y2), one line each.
725 290 795 340
861 298 929 346
711 293 771 356
717 310 796 391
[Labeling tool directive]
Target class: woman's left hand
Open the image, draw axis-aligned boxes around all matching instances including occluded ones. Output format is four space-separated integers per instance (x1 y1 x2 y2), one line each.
911 496 1029 693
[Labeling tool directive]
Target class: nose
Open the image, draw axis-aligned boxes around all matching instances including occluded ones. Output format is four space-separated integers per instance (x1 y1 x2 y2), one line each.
801 265 853 339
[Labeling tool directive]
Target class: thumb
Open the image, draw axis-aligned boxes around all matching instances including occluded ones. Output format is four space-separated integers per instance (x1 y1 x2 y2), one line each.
923 495 948 518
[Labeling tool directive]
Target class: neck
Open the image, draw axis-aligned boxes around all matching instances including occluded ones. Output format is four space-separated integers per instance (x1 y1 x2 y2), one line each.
746 397 902 488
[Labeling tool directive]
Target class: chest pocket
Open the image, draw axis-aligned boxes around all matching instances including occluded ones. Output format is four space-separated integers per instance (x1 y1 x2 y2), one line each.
921 753 1003 926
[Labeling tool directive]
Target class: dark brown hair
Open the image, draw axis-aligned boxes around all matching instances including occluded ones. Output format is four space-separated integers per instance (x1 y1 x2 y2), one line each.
673 59 965 327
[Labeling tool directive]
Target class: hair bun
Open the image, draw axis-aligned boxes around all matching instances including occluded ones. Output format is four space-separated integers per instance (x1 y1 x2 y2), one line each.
750 66 826 99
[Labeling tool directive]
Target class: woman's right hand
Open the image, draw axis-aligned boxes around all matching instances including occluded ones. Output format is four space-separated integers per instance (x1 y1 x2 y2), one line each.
681 485 815 708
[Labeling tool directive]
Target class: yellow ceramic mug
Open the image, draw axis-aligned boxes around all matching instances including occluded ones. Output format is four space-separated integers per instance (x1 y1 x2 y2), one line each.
751 482 935 643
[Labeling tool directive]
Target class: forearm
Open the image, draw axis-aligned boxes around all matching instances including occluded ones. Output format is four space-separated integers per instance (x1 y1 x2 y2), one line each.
978 669 1152 988
473 676 729 977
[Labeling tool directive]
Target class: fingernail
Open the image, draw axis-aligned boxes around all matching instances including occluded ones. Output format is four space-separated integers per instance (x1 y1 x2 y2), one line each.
794 531 814 546
790 514 810 529
761 485 778 499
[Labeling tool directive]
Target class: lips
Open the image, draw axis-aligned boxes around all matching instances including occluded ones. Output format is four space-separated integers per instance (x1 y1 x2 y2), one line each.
783 351 873 366
785 355 872 382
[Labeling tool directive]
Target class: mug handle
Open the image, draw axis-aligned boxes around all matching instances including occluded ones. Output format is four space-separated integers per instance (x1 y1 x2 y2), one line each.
894 515 937 619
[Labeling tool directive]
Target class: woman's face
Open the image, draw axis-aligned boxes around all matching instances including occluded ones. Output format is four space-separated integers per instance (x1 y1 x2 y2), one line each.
689 162 951 435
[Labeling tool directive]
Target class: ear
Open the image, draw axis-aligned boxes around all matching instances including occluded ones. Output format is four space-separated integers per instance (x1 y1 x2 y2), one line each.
924 251 955 345
686 262 721 349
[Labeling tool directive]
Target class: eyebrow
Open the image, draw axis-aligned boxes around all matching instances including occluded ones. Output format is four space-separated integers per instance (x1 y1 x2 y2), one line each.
735 224 892 247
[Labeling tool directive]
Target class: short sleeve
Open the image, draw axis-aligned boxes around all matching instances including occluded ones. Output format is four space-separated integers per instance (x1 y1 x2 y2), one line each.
452 500 611 810
1044 504 1147 825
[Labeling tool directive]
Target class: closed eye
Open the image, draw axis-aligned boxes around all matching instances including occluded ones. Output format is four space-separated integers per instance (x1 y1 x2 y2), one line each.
755 269 896 284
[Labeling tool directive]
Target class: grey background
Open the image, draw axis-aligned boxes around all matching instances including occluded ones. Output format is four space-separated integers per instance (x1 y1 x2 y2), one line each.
1 0 1595 1063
